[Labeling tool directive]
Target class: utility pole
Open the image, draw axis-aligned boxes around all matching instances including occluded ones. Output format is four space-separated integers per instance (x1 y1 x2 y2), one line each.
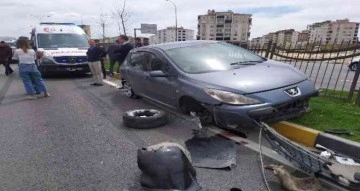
102 22 105 42
165 0 177 42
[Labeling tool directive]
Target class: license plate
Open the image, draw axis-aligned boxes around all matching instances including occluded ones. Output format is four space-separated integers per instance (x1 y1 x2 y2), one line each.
66 68 83 71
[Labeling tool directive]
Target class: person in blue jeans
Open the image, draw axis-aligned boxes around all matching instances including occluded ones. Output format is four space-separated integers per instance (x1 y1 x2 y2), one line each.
13 36 50 99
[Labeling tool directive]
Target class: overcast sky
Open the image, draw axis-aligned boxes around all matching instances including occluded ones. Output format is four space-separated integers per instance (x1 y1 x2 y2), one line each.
1 0 359 40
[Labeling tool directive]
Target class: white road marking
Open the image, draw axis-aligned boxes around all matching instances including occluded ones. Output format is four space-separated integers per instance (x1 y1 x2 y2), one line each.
103 79 122 89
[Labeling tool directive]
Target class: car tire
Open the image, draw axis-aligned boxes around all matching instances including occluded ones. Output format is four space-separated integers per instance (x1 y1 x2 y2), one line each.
122 81 137 98
349 62 359 71
123 109 168 129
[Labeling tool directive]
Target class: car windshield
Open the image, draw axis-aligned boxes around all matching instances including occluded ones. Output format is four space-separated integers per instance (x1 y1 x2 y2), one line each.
6 42 16 47
37 33 89 48
165 42 266 74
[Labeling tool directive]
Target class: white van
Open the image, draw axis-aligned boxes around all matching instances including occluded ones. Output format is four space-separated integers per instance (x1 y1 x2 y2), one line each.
30 22 90 74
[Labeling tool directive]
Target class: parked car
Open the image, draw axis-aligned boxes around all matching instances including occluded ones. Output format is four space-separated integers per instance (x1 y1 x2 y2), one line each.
348 56 360 71
119 40 318 129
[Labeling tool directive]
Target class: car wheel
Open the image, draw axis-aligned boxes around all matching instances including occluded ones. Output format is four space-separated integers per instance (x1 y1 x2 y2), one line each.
122 81 137 98
349 62 359 71
123 109 168 129
179 97 214 126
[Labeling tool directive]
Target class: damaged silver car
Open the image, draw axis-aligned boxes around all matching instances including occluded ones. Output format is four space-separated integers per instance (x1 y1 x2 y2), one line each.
119 40 318 129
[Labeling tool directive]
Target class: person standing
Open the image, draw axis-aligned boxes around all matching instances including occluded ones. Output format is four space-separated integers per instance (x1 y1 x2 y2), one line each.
94 40 107 79
0 41 14 75
107 40 120 76
143 38 149 46
87 40 104 86
13 37 50 99
114 35 134 72
134 38 143 48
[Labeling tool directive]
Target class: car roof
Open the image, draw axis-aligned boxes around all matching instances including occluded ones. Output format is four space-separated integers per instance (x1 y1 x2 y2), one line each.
146 40 219 51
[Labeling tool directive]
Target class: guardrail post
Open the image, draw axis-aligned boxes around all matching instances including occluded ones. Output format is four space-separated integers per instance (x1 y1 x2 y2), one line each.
264 40 272 58
269 43 276 60
348 64 360 103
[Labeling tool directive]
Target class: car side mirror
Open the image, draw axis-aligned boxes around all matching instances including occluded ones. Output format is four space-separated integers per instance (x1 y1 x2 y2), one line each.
149 70 167 77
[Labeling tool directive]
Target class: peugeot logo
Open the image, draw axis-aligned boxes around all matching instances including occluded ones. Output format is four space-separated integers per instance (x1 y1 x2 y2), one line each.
69 57 76 63
284 87 301 97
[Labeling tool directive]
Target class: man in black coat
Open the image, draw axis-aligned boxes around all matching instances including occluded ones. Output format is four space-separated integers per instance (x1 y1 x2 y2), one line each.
94 40 107 79
107 39 120 76
87 40 105 86
0 41 14 76
114 35 134 73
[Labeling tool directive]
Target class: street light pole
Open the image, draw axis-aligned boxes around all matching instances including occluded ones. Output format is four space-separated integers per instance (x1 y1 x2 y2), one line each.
165 0 177 42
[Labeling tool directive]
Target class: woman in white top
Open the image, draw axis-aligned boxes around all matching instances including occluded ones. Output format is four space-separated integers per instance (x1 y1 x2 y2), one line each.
13 36 50 99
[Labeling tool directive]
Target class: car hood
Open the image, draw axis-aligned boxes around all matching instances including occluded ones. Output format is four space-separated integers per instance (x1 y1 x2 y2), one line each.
189 60 308 94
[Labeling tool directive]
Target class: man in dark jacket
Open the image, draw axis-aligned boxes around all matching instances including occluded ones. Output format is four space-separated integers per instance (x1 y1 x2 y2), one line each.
115 35 134 73
107 40 120 76
134 38 142 48
0 41 14 76
94 40 107 79
87 40 105 86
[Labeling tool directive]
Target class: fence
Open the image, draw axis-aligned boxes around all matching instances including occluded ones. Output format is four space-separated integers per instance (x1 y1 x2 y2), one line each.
248 40 360 106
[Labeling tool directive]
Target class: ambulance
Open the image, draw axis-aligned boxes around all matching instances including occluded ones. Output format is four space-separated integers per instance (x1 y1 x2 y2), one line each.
30 22 90 74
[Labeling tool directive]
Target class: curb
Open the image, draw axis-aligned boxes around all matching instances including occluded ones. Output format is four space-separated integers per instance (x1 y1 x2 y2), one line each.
270 121 320 147
271 121 360 161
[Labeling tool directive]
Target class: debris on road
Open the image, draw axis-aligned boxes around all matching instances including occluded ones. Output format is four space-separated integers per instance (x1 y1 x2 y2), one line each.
137 142 201 191
185 112 237 169
122 109 168 129
263 122 360 190
265 164 321 191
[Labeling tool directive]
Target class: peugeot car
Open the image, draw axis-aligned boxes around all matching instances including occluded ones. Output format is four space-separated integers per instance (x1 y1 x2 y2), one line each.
119 41 318 129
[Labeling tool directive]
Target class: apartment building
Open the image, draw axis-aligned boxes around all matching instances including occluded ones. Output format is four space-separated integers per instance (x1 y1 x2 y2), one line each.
298 30 310 42
308 19 359 44
276 29 296 46
149 27 194 44
78 24 91 38
197 10 252 45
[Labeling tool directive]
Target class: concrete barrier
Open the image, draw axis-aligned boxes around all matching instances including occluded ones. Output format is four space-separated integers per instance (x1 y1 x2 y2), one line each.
271 121 320 147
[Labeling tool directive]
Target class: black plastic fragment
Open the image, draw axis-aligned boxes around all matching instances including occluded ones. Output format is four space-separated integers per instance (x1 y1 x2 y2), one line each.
137 142 201 191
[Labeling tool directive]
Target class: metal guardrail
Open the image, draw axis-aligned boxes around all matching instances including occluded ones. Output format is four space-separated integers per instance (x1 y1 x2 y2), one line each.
248 40 360 106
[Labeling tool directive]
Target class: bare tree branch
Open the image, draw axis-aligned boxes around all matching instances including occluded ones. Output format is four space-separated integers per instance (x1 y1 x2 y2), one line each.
112 0 131 36
97 12 109 41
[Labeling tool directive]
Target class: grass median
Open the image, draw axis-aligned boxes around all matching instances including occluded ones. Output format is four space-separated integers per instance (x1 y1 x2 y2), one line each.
289 96 360 142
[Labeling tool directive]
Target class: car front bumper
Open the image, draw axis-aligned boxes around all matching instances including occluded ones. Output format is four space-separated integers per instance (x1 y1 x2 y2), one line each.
38 64 90 73
203 80 319 129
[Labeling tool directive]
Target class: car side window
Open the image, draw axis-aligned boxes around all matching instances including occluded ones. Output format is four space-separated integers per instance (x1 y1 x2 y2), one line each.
147 54 173 74
130 52 150 71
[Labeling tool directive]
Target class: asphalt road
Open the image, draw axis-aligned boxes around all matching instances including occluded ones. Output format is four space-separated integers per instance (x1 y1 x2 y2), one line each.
288 61 360 91
0 67 290 191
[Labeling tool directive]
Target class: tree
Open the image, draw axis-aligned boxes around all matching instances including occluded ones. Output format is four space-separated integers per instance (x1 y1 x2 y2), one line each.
97 12 109 42
112 0 130 36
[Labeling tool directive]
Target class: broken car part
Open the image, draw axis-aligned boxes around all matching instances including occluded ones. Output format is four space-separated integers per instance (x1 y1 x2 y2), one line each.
122 109 168 129
137 142 201 191
185 112 236 169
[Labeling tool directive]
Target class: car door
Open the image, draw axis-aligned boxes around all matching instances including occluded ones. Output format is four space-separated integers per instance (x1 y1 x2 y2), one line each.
143 52 179 109
125 52 150 95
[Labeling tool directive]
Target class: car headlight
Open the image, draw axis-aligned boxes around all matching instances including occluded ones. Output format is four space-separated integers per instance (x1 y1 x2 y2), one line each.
40 57 55 65
204 88 262 105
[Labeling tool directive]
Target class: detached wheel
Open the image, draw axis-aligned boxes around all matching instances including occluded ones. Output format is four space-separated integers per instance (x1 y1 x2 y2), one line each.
123 109 168 129
349 62 359 71
122 81 137 98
